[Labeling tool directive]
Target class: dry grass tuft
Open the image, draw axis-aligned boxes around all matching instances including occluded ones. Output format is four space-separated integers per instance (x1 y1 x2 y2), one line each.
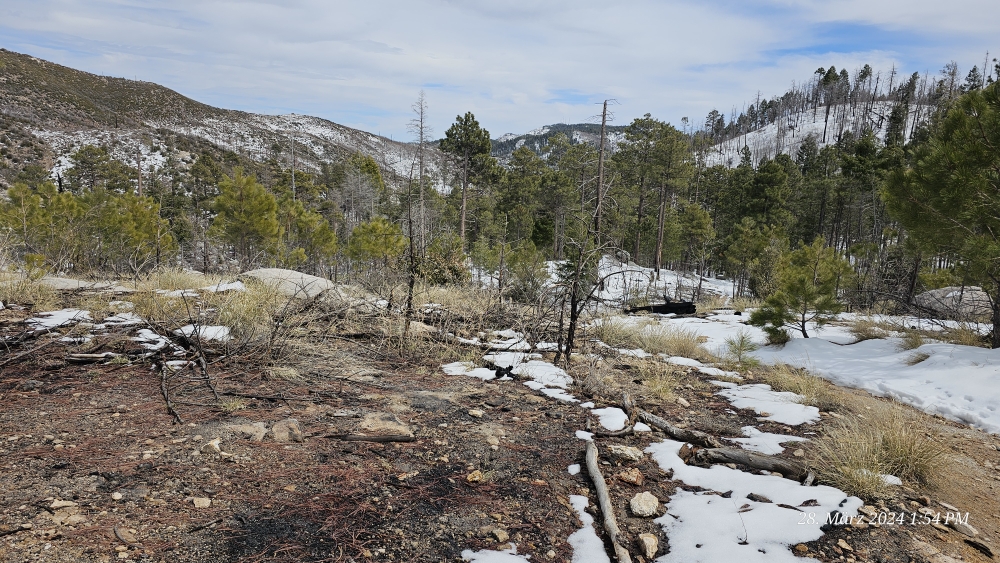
634 360 678 402
905 352 931 366
636 325 715 362
267 366 304 382
697 293 729 311
849 317 892 342
811 404 947 499
206 281 286 343
759 363 849 412
898 330 926 351
0 276 59 310
136 268 223 292
939 325 987 348
730 296 761 313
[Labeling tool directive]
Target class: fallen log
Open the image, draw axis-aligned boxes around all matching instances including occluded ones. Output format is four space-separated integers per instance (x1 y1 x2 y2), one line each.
585 441 633 563
686 446 809 482
321 433 415 443
635 410 723 449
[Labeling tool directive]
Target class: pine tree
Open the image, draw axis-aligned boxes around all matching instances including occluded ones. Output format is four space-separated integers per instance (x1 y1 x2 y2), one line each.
209 167 280 267
441 112 492 248
884 81 1000 347
749 237 852 341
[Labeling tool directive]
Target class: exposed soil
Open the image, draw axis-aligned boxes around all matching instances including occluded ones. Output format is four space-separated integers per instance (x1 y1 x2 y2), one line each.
2 302 1000 563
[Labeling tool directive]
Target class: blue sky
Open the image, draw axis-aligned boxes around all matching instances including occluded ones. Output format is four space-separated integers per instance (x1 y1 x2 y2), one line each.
1 0 996 140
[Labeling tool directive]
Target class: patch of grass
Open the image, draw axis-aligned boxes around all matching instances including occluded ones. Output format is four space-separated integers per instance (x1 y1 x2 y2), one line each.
849 317 892 342
634 360 678 402
730 296 761 314
759 364 846 411
697 293 729 311
811 405 947 500
589 317 651 349
898 330 925 351
267 366 304 382
633 325 715 362
0 275 59 310
206 281 286 343
136 268 223 292
939 325 987 348
130 291 191 330
220 398 248 413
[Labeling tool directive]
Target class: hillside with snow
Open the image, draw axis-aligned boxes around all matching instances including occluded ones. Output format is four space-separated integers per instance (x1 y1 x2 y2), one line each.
0 48 439 188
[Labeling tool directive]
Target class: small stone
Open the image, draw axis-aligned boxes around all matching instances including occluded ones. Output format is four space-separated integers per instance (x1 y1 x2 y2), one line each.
486 436 500 446
795 544 808 552
630 491 660 517
837 539 853 551
118 552 130 559
201 438 221 453
492 528 509 543
50 499 77 509
606 444 644 463
283 485 296 492
191 497 212 508
675 397 690 408
112 492 123 501
271 419 304 443
940 501 960 512
20 523 32 529
638 533 658 558
546 550 556 559
949 519 979 537
617 467 644 485
115 545 128 552
226 422 268 442
793 448 805 457
467 470 484 483
116 528 138 544
468 409 484 418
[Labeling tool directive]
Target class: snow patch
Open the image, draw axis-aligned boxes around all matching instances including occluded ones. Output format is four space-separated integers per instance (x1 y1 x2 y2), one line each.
567 495 612 563
712 381 820 425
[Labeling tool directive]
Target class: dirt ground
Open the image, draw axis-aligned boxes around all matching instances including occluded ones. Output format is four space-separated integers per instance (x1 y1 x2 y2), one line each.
2 301 1000 563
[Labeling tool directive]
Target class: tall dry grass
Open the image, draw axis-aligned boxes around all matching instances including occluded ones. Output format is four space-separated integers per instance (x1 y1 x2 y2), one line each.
810 404 947 499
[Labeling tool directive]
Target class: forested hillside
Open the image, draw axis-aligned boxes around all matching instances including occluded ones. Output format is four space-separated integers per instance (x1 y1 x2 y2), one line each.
2 53 999 343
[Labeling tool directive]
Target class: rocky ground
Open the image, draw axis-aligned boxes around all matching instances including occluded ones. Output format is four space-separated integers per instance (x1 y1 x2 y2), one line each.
2 292 1000 563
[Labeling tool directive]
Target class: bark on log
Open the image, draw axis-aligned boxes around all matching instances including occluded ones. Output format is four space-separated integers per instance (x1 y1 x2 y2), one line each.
585 441 633 563
690 446 809 481
322 433 415 443
636 410 723 449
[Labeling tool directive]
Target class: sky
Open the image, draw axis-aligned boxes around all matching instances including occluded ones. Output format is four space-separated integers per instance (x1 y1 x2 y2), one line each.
1 0 997 141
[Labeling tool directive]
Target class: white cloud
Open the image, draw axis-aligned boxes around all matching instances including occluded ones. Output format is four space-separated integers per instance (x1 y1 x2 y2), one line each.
1 0 996 139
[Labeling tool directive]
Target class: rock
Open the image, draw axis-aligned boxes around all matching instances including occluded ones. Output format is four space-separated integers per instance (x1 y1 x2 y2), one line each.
629 491 660 517
546 550 556 559
39 276 133 293
948 519 979 537
201 438 222 453
747 493 772 503
50 499 77 509
915 286 991 319
226 422 268 442
111 492 123 501
468 409 484 418
675 396 690 407
793 448 805 457
486 436 500 446
606 445 644 463
638 533 658 558
271 419 303 443
837 538 853 551
115 528 138 544
407 321 437 335
964 538 994 557
794 544 809 553
492 528 509 543
191 497 212 508
359 412 412 437
617 467 644 486
939 501 960 512
238 268 338 299
467 470 484 483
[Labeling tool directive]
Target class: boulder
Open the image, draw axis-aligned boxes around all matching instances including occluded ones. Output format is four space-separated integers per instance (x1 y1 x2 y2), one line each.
239 268 337 299
39 276 133 293
915 286 992 319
